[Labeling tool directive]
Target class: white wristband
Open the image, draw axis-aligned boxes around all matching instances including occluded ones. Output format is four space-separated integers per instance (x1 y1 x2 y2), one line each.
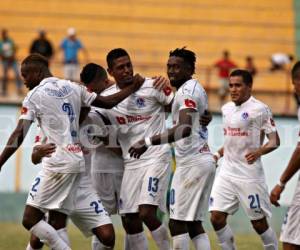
145 137 152 147
214 152 221 160
278 180 286 188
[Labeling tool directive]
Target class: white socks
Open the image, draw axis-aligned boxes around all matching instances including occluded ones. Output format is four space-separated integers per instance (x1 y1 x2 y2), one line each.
127 231 148 250
30 220 71 250
26 243 42 250
151 224 170 250
260 227 278 250
192 233 211 250
172 233 189 250
216 224 236 250
91 235 113 250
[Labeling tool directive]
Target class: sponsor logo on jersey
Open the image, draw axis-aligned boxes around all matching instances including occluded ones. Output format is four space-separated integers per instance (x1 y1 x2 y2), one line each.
21 107 28 115
241 112 249 120
116 116 126 124
116 115 152 124
184 99 196 108
34 135 40 143
66 143 82 153
224 127 249 136
163 86 172 96
136 97 145 108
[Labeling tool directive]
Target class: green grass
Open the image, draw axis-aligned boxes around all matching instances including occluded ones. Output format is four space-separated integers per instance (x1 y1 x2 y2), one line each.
0 223 283 250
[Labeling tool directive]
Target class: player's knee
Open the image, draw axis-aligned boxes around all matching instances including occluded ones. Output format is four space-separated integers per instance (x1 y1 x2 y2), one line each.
251 218 269 234
94 225 115 247
210 211 226 229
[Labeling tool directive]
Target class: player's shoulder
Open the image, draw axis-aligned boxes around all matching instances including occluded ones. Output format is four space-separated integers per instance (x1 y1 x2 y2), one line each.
221 101 235 113
138 78 155 91
248 96 271 112
101 84 118 96
179 79 202 95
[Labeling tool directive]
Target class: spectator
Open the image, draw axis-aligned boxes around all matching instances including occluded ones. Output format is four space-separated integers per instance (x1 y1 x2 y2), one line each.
60 27 88 81
270 53 294 71
214 50 237 106
0 29 22 96
29 29 54 61
245 56 257 77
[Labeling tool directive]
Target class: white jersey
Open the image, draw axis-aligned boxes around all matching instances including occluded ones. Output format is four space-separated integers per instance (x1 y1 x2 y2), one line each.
172 79 210 165
291 110 300 205
20 77 97 173
101 79 174 169
87 108 124 174
219 96 277 181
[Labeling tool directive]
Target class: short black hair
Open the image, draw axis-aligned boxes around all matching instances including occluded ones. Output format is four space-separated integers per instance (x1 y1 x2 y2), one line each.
169 47 196 74
80 63 107 86
291 61 300 80
106 48 130 69
22 53 49 68
230 69 253 86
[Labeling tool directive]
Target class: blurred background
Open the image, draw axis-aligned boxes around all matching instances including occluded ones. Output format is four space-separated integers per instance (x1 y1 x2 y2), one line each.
0 0 299 247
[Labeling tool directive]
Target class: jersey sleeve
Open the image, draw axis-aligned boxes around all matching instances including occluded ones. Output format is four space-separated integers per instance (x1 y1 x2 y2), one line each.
261 106 277 134
19 95 36 121
154 86 174 105
87 111 108 137
80 85 97 107
177 93 199 111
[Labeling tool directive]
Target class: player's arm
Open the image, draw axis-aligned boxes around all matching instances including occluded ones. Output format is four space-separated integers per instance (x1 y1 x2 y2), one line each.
0 119 32 171
213 147 224 162
270 142 300 206
245 131 280 164
128 108 194 159
91 74 144 109
32 143 56 165
200 110 212 127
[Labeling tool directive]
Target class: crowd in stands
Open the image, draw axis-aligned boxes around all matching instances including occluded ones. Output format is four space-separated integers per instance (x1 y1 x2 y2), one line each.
0 28 296 107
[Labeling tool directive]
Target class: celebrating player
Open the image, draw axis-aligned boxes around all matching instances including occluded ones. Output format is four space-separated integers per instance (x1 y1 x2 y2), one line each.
129 48 215 250
270 61 300 250
209 69 280 250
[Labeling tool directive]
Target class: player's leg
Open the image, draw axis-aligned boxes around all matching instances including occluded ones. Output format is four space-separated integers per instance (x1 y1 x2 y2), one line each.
92 224 115 250
282 243 300 250
169 219 189 250
121 213 148 250
22 205 70 250
26 234 44 250
187 221 210 250
209 175 238 250
251 217 278 250
280 205 300 250
139 162 171 250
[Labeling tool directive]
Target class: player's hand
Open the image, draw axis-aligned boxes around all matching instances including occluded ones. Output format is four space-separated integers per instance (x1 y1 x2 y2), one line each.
245 150 261 164
128 140 148 159
200 110 212 127
132 74 145 91
34 143 56 158
152 76 171 91
270 184 284 207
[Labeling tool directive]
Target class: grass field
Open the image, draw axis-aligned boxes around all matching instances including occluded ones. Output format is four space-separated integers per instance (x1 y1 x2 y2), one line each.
0 223 283 250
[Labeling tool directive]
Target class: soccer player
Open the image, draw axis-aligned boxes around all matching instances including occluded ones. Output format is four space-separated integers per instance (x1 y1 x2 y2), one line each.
0 53 143 249
270 61 300 250
27 110 115 250
100 48 174 250
209 69 280 250
129 48 215 250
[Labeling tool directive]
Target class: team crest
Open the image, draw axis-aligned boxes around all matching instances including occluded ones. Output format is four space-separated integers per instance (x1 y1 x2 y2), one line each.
136 97 145 108
241 112 249 120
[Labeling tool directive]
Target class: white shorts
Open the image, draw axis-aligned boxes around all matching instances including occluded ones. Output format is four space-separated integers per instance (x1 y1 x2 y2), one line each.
209 175 272 220
69 184 112 237
92 172 123 215
280 205 300 245
119 161 171 214
218 78 229 96
169 158 216 221
26 169 79 214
